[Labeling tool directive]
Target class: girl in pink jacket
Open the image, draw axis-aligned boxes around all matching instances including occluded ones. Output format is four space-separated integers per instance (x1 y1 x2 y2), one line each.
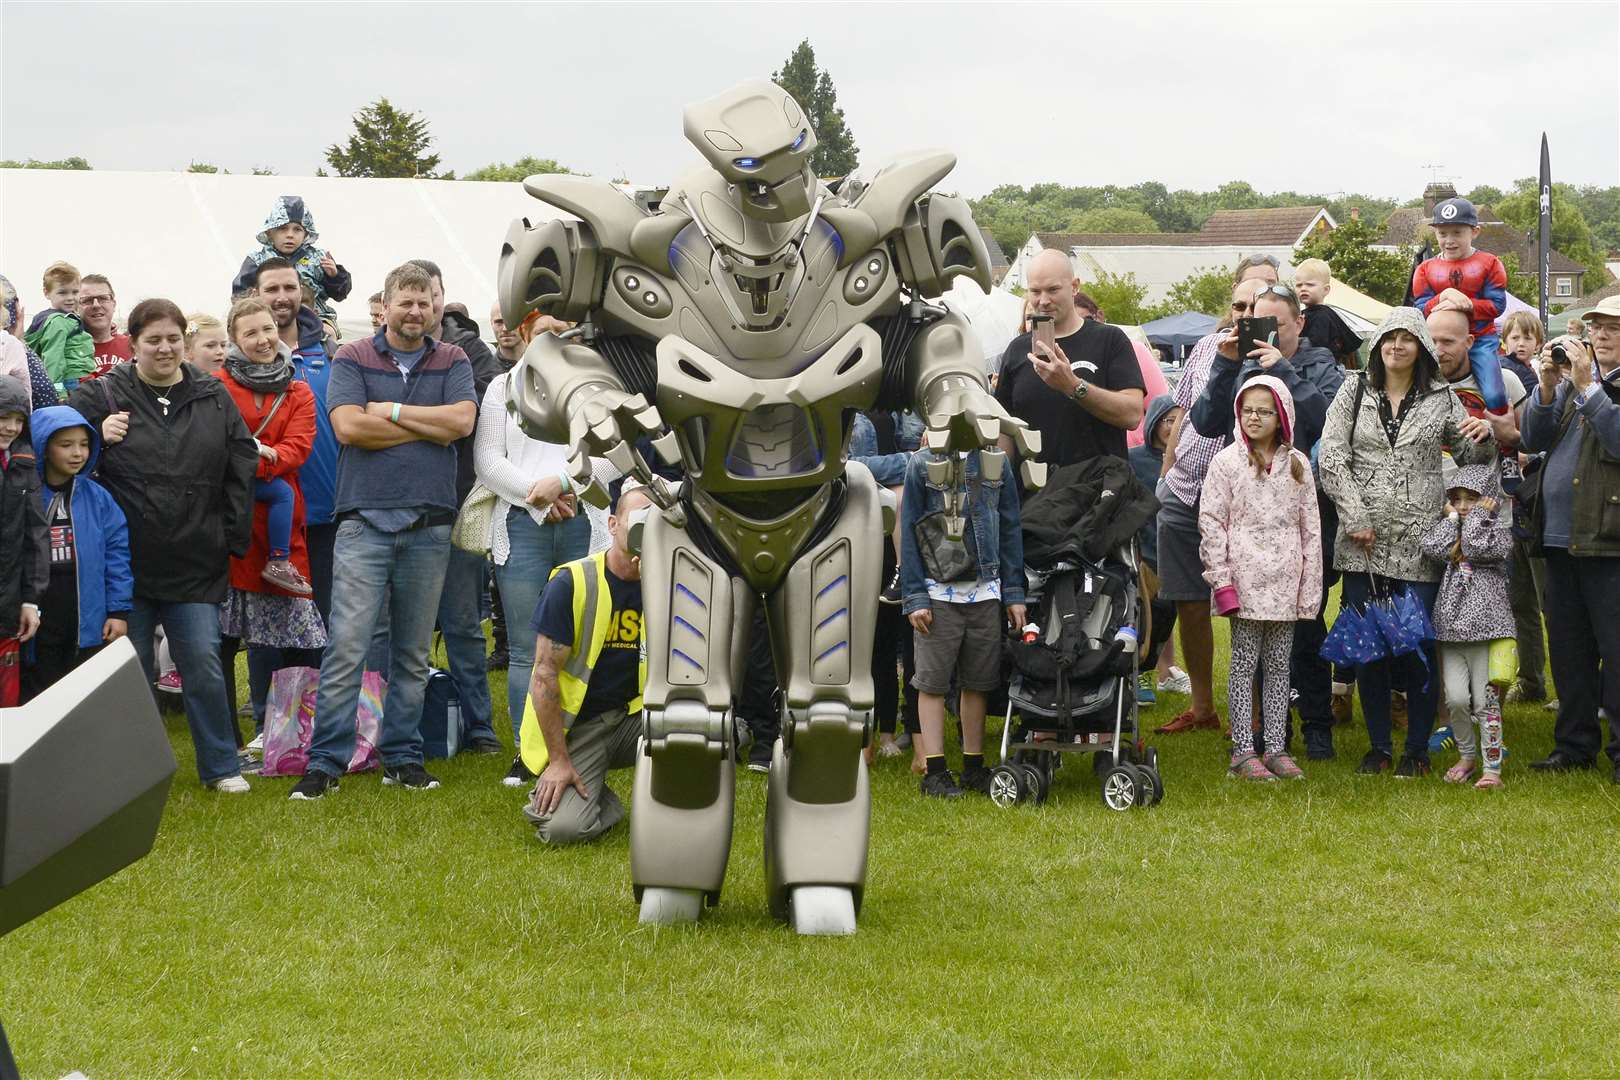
1198 374 1323 781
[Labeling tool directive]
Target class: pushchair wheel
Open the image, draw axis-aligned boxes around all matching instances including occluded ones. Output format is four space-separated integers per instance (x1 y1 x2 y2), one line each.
1134 764 1164 807
1019 762 1048 805
989 763 1024 808
1100 765 1140 811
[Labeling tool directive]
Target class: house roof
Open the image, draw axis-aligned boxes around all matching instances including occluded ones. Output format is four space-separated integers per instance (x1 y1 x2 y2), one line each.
1577 276 1620 305
1034 205 1331 253
1196 206 1330 246
1474 225 1588 274
978 227 1009 273
1380 207 1424 246
1034 231 1203 249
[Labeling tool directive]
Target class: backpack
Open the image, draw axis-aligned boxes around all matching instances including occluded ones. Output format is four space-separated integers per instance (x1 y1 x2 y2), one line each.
419 668 465 759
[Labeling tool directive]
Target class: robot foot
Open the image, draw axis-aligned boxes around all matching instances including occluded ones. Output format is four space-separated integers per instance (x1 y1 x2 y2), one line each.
789 886 857 936
638 887 706 926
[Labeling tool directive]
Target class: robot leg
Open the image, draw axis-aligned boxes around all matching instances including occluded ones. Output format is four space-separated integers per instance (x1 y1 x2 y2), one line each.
763 465 887 935
629 507 743 924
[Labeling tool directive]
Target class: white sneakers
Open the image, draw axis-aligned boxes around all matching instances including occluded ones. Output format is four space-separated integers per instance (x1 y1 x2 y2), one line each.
1159 666 1193 696
209 774 251 794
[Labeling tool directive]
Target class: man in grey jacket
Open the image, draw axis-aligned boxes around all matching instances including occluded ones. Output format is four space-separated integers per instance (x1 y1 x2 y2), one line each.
1520 295 1620 783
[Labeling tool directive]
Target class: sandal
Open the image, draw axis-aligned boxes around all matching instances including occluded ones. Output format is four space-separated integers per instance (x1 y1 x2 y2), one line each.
1474 770 1504 790
1443 758 1478 784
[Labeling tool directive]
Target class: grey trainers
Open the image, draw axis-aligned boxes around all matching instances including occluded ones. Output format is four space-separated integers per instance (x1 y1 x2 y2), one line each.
1227 752 1277 782
1262 751 1305 780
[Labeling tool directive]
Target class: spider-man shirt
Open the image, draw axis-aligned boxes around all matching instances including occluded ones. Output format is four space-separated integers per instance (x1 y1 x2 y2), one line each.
1411 250 1508 339
1411 249 1510 412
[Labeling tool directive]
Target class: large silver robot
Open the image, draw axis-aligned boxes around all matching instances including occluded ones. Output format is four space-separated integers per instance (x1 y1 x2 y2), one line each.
499 79 1041 934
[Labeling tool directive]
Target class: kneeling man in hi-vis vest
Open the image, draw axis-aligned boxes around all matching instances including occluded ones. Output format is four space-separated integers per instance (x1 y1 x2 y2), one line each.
521 483 651 844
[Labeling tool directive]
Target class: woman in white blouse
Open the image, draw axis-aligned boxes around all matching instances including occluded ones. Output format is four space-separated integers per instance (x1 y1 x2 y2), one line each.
474 363 617 785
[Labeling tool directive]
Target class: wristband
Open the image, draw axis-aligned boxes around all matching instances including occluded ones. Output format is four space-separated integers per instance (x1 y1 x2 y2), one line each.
390 403 402 424
558 467 572 495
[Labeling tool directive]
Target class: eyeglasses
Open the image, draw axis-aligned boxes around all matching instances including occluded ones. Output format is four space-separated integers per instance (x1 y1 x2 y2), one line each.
79 295 114 307
1240 407 1277 419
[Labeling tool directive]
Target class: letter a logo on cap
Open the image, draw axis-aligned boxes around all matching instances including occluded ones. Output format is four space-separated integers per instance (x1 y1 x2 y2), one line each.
1440 203 1457 220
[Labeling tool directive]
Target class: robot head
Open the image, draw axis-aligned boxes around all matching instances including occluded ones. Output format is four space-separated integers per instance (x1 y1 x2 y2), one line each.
683 78 819 223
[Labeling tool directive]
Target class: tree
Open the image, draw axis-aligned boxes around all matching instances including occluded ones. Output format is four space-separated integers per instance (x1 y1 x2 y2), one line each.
1164 267 1233 316
187 161 223 174
251 166 277 176
1069 207 1159 234
772 40 859 176
1077 270 1164 326
1497 180 1608 286
0 156 91 170
325 98 442 178
462 156 575 182
1293 216 1413 306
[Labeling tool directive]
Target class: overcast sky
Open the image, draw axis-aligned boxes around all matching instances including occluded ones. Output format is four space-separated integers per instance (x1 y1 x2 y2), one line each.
3 1 1616 201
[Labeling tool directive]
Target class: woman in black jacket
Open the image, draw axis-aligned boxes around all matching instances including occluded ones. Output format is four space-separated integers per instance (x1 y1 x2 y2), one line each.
71 299 259 791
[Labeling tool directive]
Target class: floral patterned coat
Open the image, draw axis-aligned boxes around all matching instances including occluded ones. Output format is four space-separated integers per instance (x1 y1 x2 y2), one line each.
1318 307 1492 583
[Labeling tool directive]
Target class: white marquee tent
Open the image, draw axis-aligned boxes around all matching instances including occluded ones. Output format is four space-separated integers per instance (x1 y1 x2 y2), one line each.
2 168 1026 362
0 169 571 342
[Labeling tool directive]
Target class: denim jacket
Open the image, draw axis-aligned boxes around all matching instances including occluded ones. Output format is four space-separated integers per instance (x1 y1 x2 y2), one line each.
899 448 1025 615
849 410 924 487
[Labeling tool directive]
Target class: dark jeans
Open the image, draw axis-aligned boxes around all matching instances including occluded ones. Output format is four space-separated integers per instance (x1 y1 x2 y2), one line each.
306 521 338 628
1339 573 1440 759
1294 498 1341 739
23 637 100 702
128 599 240 783
1541 548 1620 764
1509 537 1548 698
871 536 903 736
736 607 778 752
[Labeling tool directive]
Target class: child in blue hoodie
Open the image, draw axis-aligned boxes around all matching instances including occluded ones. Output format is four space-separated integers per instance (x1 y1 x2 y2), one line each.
23 405 132 700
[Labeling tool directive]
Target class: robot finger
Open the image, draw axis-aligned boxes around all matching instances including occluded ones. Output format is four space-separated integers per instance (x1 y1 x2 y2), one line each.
649 429 681 467
604 439 642 478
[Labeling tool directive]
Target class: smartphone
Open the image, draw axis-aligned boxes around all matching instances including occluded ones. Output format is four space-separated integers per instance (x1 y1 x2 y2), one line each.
1030 313 1056 357
1235 316 1278 361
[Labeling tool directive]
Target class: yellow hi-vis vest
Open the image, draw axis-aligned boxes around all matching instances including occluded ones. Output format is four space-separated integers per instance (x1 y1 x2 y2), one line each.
518 551 645 774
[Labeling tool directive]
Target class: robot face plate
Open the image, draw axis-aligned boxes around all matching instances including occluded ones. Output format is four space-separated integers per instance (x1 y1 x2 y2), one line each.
684 78 818 223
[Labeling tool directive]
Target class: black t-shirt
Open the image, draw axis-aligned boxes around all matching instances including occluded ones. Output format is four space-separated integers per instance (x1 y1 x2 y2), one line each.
41 480 77 646
1301 305 1360 360
531 561 643 720
995 321 1145 465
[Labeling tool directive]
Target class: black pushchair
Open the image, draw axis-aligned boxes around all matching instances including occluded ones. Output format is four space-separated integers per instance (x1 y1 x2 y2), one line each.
994 458 1164 811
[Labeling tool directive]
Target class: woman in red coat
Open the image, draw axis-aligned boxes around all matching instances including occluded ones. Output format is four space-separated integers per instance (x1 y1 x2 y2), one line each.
216 298 328 745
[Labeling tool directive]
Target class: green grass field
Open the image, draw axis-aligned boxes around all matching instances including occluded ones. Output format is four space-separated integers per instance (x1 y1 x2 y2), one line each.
4 611 1619 1078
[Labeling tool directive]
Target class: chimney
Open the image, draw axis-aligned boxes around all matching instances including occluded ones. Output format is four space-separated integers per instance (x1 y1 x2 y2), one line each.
1423 181 1458 218
1350 206 1361 222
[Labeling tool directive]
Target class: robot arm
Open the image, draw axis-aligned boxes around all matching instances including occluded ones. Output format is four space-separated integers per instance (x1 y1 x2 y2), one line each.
507 332 678 509
905 309 1043 540
907 308 1043 483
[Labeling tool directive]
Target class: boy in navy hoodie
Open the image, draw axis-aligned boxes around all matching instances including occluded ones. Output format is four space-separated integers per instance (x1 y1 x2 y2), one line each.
23 405 132 699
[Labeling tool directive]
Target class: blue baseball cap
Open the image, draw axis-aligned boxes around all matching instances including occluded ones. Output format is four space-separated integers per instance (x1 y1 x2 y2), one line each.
1430 197 1478 227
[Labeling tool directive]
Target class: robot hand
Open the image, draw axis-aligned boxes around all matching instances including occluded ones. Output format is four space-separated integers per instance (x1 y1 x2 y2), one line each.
921 380 1044 490
565 386 681 510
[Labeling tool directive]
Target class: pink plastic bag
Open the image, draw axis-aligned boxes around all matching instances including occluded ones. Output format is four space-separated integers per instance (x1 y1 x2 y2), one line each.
260 667 383 777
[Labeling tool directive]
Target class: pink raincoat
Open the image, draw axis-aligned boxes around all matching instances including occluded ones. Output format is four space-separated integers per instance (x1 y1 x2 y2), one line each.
1197 373 1323 621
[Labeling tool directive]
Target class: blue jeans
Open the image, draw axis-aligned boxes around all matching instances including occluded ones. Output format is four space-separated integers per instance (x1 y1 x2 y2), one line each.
494 506 590 743
127 599 239 783
306 518 452 777
1339 573 1440 759
437 545 498 745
